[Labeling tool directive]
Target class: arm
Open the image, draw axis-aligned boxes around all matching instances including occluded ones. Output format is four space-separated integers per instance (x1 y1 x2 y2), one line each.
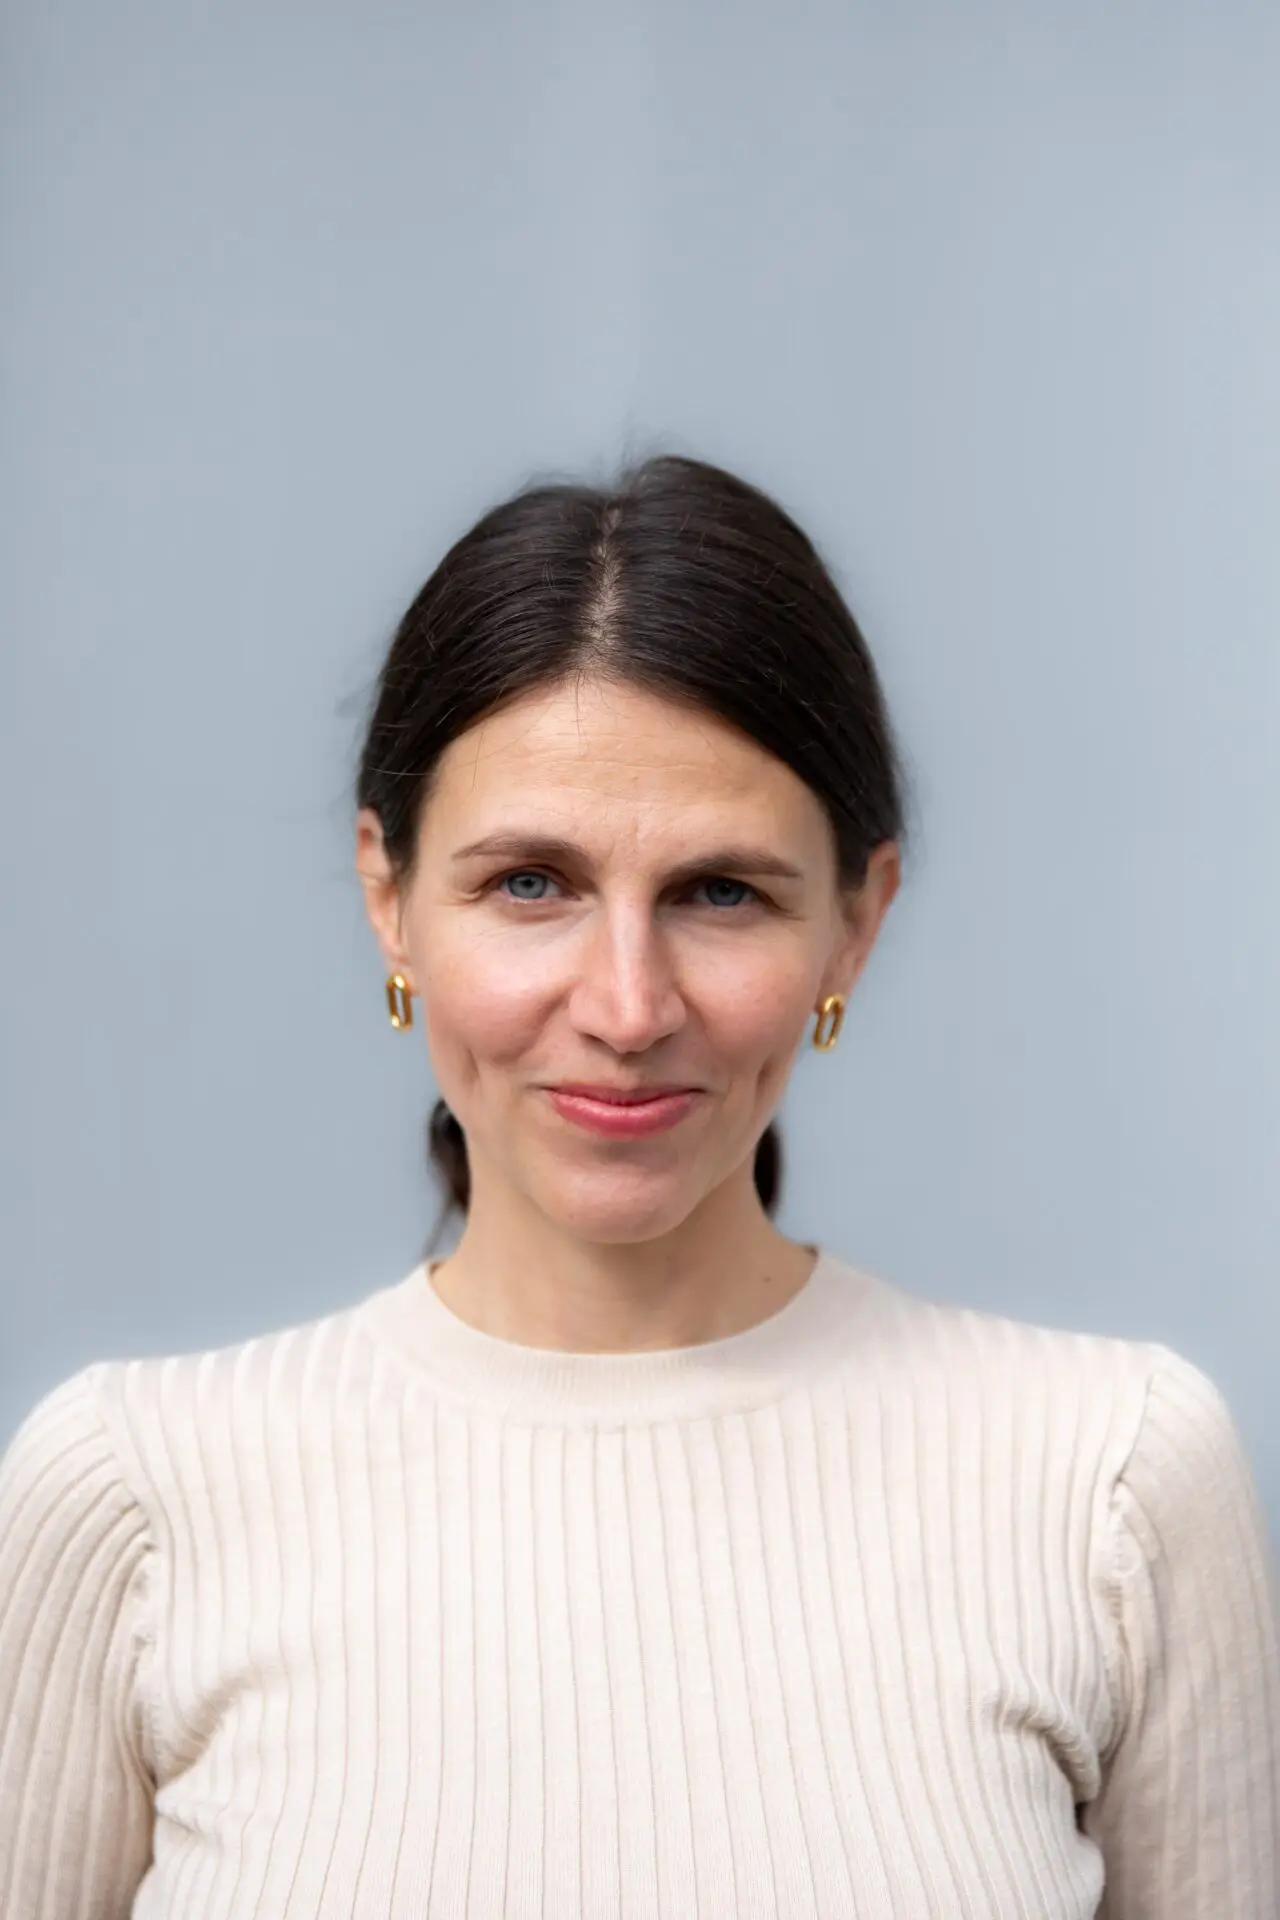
0 1367 156 1919
1084 1348 1280 1917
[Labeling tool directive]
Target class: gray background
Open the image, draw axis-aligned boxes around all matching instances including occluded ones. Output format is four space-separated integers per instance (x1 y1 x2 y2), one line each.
3 2 1277 1528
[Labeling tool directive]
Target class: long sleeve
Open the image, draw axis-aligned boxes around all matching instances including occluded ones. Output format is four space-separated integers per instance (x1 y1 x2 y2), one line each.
0 1366 156 1920
1084 1347 1280 1917
4 1258 1275 1917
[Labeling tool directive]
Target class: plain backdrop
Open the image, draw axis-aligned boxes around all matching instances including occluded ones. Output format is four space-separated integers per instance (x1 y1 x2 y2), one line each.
2 1 1277 1530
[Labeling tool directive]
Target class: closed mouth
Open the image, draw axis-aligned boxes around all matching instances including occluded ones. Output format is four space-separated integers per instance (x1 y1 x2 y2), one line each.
550 1087 697 1105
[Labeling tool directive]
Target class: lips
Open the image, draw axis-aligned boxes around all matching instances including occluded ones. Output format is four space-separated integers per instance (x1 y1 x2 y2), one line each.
550 1085 697 1105
546 1087 701 1137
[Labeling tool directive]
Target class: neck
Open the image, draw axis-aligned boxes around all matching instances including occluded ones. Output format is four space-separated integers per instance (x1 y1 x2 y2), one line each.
428 1169 817 1355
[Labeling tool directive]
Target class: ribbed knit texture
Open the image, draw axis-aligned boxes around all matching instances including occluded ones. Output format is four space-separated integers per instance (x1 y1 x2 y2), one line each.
1 1248 1276 1918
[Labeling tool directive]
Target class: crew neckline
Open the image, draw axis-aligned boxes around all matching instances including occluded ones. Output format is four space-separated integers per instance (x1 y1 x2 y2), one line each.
358 1245 880 1427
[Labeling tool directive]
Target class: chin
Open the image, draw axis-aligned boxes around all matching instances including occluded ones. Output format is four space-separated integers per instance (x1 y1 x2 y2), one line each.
538 1168 699 1245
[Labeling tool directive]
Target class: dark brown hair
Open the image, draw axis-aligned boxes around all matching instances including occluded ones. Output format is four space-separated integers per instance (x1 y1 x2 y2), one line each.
357 454 911 1251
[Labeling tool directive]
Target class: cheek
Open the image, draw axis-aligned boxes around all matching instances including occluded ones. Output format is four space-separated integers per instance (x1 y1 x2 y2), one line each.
412 909 820 1065
695 960 816 1060
416 941 552 1063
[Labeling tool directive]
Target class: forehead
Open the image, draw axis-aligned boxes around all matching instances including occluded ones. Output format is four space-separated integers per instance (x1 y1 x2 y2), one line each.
415 680 844 888
430 677 808 818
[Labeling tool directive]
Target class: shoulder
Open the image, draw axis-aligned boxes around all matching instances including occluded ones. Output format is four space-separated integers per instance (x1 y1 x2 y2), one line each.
1 1282 402 1537
838 1255 1160 1404
835 1262 1274 1644
0 1363 151 1617
831 1256 1238 1492
1099 1341 1270 1574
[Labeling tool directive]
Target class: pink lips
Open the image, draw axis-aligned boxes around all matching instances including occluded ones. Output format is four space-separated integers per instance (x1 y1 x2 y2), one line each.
546 1089 700 1137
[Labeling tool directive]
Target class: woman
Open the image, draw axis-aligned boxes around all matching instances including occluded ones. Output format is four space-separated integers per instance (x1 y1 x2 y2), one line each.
0 455 1275 1919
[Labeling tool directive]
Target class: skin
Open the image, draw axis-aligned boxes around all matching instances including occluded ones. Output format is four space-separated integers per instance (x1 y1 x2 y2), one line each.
356 672 900 1353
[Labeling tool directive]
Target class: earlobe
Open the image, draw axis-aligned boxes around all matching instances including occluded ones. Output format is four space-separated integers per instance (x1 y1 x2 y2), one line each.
835 842 900 979
355 809 412 982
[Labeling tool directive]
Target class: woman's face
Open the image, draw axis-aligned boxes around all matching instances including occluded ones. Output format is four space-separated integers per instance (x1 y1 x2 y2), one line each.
357 675 899 1244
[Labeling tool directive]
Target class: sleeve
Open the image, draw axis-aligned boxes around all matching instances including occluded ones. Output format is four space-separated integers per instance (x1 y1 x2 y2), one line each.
1082 1346 1280 1918
0 1366 157 1919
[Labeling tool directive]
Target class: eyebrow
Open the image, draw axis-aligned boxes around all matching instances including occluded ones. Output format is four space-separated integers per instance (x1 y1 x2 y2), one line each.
449 830 806 885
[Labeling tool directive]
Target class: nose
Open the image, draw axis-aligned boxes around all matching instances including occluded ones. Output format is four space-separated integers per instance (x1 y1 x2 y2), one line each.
567 903 686 1053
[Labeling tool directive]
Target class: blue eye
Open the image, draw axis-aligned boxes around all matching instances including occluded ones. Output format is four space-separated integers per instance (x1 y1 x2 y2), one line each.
492 870 759 909
498 870 558 901
697 876 757 909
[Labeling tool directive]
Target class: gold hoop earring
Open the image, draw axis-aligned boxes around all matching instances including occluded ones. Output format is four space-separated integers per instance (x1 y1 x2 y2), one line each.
813 993 845 1051
386 973 414 1031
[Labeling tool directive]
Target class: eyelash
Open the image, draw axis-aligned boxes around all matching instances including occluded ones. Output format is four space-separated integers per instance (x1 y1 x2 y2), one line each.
489 869 764 911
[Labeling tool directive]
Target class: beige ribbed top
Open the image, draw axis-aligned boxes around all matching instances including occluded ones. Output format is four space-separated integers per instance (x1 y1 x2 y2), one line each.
1 1248 1277 1918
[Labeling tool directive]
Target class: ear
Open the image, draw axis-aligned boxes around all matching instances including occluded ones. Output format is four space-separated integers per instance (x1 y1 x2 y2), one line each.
826 840 901 1001
355 808 415 986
